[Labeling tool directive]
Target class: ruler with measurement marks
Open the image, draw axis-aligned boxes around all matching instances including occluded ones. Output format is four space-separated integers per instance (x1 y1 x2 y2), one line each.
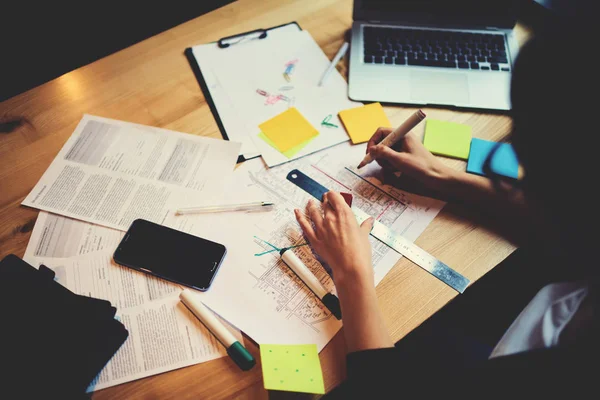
286 169 469 293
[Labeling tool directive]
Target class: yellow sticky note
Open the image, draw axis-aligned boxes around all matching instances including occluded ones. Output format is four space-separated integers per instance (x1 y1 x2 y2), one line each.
259 108 319 153
260 344 325 394
423 119 472 160
258 133 315 158
338 102 392 144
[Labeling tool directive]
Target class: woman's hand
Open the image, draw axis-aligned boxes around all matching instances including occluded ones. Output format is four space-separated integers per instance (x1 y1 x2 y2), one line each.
367 126 529 228
294 192 374 285
366 127 456 190
294 192 393 352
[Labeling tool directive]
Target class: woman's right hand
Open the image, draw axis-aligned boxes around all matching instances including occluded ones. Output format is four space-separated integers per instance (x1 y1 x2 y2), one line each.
366 127 456 190
294 192 375 286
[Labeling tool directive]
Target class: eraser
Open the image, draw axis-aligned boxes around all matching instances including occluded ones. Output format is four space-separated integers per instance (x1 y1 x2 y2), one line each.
340 192 353 207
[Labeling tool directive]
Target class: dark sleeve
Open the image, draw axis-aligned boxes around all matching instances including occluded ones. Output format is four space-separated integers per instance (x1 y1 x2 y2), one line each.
327 344 598 399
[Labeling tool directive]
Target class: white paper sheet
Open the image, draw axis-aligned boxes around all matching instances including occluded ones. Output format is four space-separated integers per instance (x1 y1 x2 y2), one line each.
29 255 243 392
192 29 361 165
161 141 445 351
24 211 124 261
22 115 241 231
191 23 302 159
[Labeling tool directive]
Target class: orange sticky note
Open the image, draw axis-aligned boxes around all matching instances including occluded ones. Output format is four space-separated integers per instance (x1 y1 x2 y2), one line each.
259 108 319 153
338 102 392 144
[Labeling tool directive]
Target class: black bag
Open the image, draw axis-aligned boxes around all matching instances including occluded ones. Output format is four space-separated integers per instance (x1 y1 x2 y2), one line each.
0 254 128 399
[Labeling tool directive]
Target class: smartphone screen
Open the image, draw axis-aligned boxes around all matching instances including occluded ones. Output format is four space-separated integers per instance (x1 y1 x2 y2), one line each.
113 219 226 291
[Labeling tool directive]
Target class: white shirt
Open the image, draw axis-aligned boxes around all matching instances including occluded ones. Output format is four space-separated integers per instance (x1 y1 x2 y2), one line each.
490 281 588 358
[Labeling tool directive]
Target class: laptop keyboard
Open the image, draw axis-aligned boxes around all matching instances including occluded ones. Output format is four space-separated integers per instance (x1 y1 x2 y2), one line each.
363 26 510 71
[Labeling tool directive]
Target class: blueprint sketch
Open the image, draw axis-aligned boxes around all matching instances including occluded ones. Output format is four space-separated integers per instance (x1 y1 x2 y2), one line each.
164 141 445 350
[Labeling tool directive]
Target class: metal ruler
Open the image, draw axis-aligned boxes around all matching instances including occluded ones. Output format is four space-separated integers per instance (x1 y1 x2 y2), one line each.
286 169 469 293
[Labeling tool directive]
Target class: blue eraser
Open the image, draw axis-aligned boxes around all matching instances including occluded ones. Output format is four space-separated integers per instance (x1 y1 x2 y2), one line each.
467 138 519 179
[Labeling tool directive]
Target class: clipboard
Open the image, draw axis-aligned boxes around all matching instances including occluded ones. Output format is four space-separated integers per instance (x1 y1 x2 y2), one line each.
185 22 302 163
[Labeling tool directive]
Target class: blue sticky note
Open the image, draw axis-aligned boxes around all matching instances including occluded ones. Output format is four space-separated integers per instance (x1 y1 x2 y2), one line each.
467 138 519 179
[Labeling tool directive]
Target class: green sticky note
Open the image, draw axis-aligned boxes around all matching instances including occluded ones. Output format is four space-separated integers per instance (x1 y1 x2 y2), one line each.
258 132 315 158
260 344 325 394
423 119 472 160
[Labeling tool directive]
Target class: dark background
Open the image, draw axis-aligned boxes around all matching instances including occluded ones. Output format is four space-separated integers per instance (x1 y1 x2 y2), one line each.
0 0 580 103
1 1 236 102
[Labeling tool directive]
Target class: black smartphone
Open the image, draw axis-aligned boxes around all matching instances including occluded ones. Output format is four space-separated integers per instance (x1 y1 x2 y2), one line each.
113 219 226 291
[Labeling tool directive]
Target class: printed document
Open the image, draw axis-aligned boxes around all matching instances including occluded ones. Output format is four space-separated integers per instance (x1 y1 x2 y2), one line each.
22 114 241 231
30 255 242 392
24 211 123 260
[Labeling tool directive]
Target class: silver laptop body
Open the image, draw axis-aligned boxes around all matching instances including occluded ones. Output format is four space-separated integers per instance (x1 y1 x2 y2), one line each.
349 0 521 111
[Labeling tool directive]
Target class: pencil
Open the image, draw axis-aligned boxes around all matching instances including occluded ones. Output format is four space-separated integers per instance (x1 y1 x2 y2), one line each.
318 42 349 87
357 109 426 169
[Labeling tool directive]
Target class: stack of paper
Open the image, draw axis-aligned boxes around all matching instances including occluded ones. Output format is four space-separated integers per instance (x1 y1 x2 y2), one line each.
23 113 446 357
22 48 450 394
22 114 241 231
21 115 244 392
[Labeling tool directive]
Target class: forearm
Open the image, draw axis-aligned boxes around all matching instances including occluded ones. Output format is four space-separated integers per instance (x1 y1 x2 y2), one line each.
335 272 394 353
439 170 527 218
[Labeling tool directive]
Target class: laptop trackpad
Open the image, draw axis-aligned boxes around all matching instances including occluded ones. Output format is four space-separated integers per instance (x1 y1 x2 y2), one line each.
409 70 470 105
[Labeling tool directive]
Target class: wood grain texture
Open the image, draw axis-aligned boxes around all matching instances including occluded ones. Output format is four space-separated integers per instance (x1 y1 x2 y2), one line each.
0 0 531 398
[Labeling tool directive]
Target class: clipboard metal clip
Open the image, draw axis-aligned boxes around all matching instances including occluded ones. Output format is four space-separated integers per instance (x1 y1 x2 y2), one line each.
218 28 268 48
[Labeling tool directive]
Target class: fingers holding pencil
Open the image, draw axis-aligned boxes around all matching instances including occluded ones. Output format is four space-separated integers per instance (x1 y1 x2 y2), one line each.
357 109 426 169
359 122 457 192
366 127 394 154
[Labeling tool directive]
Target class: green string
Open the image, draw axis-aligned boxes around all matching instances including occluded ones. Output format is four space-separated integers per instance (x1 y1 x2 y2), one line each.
253 236 308 256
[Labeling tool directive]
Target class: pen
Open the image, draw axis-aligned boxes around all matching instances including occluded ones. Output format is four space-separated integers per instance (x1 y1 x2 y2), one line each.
357 109 426 169
279 248 342 320
175 201 274 215
318 42 349 87
179 289 256 371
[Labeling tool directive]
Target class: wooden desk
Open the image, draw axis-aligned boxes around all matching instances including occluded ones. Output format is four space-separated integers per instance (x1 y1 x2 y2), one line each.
0 0 530 398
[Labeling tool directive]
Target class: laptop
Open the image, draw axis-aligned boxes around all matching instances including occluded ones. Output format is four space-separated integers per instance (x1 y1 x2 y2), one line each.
348 0 521 111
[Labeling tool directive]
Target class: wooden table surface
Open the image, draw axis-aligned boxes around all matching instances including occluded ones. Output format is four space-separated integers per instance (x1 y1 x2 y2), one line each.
0 0 531 398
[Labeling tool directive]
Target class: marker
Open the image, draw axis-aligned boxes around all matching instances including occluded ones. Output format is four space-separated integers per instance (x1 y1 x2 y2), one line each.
179 289 256 371
279 248 342 320
175 201 274 215
318 42 349 87
357 109 426 169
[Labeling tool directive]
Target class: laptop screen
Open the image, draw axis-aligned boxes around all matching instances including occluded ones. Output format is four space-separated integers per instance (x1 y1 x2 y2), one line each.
354 0 519 29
